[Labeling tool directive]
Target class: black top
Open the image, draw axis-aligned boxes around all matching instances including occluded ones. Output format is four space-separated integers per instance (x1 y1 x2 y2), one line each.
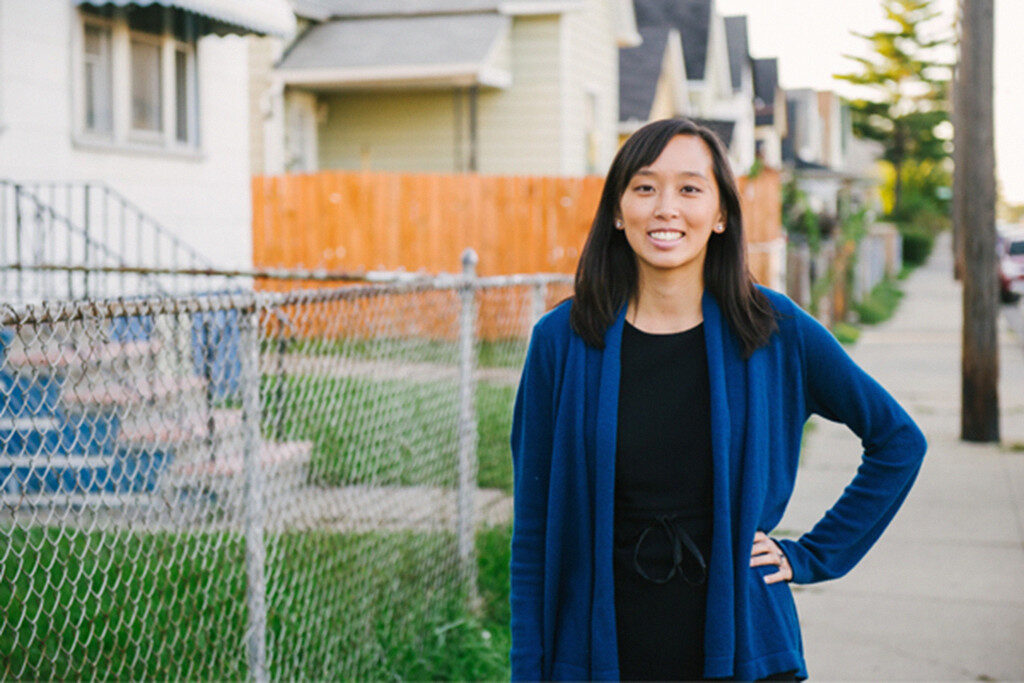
614 320 715 681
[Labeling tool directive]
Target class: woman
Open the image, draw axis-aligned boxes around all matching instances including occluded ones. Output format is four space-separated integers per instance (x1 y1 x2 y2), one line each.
509 118 927 681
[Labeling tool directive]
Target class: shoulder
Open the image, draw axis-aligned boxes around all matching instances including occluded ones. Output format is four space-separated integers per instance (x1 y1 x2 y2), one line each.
531 298 575 341
754 284 803 319
753 285 823 352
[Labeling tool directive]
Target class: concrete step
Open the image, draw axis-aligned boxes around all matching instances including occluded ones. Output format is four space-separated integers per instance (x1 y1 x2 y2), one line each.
60 374 206 408
2 339 163 372
117 408 244 446
168 440 311 479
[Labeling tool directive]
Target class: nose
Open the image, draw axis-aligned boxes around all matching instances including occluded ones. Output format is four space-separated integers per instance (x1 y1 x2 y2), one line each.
654 195 680 219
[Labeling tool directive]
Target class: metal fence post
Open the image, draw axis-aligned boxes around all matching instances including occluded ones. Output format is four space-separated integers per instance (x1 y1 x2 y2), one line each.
531 281 547 326
83 184 91 299
240 299 268 683
457 248 479 605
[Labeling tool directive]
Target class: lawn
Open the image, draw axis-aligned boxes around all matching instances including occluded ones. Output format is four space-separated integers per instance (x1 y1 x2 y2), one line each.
0 524 513 681
261 374 516 493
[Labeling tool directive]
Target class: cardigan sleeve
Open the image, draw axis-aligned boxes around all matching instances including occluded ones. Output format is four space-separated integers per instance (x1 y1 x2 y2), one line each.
776 309 928 585
509 325 556 680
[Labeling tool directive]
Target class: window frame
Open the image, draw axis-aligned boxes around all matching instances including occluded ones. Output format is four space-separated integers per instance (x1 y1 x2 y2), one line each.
171 33 199 147
73 5 201 155
80 14 115 140
127 28 165 142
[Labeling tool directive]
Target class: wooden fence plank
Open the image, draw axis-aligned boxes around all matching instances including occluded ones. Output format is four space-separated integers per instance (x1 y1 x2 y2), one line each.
251 168 781 278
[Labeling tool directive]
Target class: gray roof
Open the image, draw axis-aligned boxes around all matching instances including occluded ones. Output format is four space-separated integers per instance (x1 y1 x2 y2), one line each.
752 57 779 125
289 0 569 18
724 15 748 92
277 12 507 72
619 26 671 122
692 117 735 148
632 0 711 81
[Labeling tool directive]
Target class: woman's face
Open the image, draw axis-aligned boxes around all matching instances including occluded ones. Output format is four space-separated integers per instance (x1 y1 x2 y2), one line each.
616 134 723 280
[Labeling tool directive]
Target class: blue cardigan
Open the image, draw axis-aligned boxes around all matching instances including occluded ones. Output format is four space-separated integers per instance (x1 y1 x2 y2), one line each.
509 287 927 681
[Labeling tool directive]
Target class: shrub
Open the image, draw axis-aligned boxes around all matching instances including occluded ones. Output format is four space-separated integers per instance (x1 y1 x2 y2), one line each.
901 224 935 266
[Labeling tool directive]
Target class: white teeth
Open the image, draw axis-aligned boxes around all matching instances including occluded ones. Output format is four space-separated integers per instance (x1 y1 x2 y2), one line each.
649 230 683 240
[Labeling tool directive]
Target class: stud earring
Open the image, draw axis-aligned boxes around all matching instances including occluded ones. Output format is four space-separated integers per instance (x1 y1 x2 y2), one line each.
615 219 623 229
714 223 724 233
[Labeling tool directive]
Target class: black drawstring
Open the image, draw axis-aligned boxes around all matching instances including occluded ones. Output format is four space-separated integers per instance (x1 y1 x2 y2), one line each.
632 515 707 585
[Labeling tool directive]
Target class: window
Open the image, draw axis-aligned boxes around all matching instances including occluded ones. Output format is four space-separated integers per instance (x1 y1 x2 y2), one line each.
174 48 190 143
77 6 198 150
83 22 113 134
130 35 162 134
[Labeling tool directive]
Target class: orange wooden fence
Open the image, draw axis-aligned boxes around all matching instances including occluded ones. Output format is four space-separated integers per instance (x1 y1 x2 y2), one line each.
251 168 782 279
252 169 782 340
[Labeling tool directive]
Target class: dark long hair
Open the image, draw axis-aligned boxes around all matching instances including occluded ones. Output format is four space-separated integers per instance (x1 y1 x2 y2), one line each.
570 118 777 357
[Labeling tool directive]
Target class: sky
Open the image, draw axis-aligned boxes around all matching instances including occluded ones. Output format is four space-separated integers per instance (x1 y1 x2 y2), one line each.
715 0 1024 205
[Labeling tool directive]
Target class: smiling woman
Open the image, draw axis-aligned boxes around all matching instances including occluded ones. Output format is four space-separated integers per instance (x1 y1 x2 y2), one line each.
615 135 723 330
509 118 928 681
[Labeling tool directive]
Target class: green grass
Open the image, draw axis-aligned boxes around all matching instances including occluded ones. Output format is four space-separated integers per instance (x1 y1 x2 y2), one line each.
261 374 515 493
1 525 513 681
264 337 528 370
853 278 904 325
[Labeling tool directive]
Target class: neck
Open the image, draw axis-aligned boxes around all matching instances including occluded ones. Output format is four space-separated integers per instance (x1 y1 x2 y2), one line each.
628 263 705 333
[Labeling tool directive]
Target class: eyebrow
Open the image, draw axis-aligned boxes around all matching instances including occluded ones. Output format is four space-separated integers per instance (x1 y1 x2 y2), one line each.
633 169 710 181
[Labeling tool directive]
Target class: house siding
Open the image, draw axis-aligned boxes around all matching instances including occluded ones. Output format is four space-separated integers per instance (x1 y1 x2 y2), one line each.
475 15 562 175
561 0 619 175
0 0 254 270
248 35 281 175
317 89 460 172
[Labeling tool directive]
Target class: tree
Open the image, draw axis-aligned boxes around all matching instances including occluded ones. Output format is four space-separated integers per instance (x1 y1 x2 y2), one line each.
835 0 953 218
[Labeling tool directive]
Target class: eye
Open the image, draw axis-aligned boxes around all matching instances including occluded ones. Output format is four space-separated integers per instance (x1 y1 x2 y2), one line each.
632 183 655 193
681 184 701 194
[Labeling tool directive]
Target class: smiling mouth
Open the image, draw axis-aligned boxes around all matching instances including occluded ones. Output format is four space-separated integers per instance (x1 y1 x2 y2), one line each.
648 230 685 241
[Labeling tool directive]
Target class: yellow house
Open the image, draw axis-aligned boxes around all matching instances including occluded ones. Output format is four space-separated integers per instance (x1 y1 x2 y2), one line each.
251 0 640 177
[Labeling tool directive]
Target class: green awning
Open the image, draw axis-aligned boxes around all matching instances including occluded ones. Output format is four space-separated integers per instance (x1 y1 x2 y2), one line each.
74 0 295 37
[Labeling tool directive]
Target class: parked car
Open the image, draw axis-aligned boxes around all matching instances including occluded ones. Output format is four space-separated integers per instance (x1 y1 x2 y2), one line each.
997 227 1024 303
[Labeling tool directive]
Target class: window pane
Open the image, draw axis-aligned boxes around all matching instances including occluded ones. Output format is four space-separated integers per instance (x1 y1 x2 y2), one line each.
131 39 162 132
84 25 112 135
175 49 189 142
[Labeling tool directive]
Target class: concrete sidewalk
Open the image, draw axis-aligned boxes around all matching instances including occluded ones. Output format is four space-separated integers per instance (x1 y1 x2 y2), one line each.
781 231 1024 680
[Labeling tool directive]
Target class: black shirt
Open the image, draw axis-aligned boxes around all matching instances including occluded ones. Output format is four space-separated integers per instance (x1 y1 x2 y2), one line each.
614 320 715 681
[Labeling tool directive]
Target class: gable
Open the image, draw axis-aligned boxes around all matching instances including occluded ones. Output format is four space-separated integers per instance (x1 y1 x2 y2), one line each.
632 0 710 81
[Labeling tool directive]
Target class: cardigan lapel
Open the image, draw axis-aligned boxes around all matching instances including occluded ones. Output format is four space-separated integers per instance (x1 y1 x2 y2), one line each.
590 304 626 678
701 290 740 668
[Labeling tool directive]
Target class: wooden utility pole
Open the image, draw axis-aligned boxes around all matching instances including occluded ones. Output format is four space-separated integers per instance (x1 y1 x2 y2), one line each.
957 0 1000 442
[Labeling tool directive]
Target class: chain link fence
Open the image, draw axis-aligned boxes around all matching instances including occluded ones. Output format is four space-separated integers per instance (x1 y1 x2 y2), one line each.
0 258 571 680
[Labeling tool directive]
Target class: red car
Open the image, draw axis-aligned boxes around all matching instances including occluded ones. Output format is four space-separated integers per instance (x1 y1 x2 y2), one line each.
998 228 1024 303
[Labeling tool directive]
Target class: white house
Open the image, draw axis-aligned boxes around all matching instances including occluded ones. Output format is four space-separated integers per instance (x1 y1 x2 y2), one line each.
0 0 293 283
621 0 756 173
783 88 880 219
252 0 640 177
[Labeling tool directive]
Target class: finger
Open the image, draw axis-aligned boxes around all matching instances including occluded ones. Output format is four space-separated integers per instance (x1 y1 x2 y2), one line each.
750 540 775 557
763 566 792 584
750 553 781 568
753 531 768 543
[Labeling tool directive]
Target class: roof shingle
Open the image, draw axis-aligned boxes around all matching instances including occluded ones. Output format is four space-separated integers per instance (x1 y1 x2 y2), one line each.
632 0 711 82
619 26 671 122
